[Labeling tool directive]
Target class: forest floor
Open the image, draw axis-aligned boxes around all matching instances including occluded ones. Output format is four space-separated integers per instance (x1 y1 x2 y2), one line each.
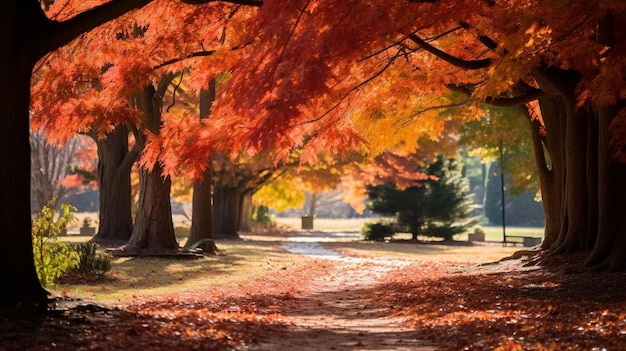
2 229 626 350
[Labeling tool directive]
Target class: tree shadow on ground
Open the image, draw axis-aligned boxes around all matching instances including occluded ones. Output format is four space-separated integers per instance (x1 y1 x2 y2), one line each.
0 300 283 351
56 240 292 298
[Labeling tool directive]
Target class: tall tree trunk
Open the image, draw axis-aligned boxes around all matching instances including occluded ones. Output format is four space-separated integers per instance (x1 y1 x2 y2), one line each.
585 15 626 270
213 183 243 239
529 117 560 250
239 192 253 232
532 64 626 269
118 81 179 254
186 167 213 247
586 104 626 270
0 2 48 307
552 101 590 253
186 83 215 247
91 124 137 245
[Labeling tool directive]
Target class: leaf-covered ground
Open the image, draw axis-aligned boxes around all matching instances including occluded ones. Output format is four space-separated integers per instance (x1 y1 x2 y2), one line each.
2 233 626 350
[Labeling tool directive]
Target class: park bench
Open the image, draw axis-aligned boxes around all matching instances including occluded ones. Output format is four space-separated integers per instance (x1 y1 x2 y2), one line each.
504 235 542 247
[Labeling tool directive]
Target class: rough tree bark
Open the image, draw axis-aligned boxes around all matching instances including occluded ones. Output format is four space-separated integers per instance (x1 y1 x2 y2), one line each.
529 64 626 270
0 0 153 308
0 2 49 307
124 162 179 253
117 81 179 254
91 124 138 245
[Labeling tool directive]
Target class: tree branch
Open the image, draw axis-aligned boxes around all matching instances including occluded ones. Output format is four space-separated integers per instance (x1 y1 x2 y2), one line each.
408 34 492 70
36 0 262 61
39 0 153 58
182 0 262 5
154 51 217 70
488 91 547 107
447 83 547 107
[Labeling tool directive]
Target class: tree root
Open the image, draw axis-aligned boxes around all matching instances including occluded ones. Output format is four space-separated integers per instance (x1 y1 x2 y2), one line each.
500 249 544 261
480 249 544 267
106 246 203 259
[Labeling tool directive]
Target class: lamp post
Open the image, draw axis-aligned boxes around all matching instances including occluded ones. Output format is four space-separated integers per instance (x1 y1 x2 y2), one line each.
500 139 507 245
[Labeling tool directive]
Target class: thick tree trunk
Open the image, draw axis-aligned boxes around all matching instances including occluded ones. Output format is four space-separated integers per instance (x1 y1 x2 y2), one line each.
123 163 178 252
586 105 626 270
552 103 590 253
584 11 626 270
213 184 244 239
0 2 48 307
91 125 136 245
532 64 626 269
117 82 180 254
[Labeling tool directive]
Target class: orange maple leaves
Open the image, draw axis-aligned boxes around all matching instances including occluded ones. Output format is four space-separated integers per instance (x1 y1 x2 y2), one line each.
31 0 626 179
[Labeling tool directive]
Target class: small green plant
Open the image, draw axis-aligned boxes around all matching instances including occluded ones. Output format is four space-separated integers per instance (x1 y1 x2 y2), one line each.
362 222 395 241
252 205 275 227
32 199 80 287
66 243 112 277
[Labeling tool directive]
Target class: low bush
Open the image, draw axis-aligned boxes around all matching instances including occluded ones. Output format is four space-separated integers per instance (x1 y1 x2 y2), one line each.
66 242 112 277
252 205 275 228
32 200 80 287
361 222 395 241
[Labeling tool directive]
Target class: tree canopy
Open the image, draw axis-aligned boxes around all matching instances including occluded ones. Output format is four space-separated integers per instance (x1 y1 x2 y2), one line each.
3 0 626 309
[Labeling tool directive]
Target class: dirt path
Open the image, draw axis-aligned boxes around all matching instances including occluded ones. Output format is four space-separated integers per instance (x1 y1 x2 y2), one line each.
248 241 435 351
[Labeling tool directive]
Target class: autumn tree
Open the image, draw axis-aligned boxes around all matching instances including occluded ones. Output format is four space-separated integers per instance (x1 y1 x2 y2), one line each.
459 106 545 227
194 0 626 270
32 2 258 252
90 124 139 244
210 153 277 238
0 0 260 309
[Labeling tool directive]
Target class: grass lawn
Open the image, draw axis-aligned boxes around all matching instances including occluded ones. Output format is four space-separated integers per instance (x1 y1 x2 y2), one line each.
56 217 528 304
274 216 544 241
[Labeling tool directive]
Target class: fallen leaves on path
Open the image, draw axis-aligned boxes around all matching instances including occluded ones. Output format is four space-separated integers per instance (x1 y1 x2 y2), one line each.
2 247 626 350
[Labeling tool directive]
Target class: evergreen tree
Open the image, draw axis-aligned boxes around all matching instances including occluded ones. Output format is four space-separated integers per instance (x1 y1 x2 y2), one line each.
366 155 478 241
424 156 479 239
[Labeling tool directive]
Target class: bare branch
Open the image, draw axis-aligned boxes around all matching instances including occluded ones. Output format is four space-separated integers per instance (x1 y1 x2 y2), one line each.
447 83 547 107
408 34 492 70
182 0 262 5
154 50 217 70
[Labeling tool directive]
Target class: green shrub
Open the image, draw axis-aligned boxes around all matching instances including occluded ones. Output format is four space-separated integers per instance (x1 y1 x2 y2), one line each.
32 200 80 287
362 222 395 241
252 205 275 227
66 242 112 277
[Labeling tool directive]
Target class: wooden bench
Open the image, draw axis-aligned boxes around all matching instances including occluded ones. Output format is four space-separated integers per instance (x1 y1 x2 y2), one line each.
504 235 542 247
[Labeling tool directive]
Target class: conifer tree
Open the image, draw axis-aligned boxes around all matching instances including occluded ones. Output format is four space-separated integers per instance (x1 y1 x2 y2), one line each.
366 155 477 241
